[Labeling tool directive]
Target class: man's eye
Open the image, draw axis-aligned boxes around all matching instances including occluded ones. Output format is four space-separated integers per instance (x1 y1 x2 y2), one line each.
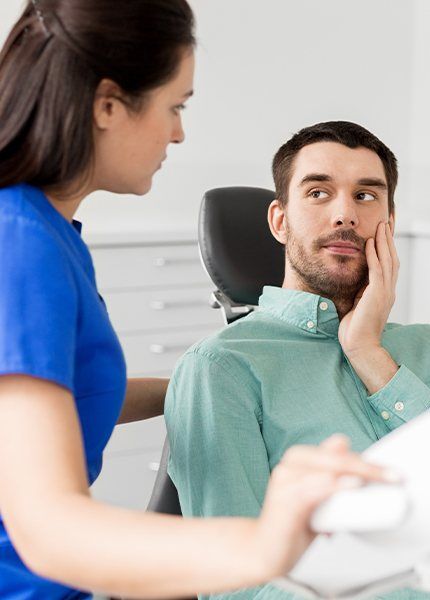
309 190 329 199
356 192 376 201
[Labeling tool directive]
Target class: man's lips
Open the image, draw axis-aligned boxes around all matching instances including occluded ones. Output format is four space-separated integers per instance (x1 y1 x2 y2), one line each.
322 242 361 255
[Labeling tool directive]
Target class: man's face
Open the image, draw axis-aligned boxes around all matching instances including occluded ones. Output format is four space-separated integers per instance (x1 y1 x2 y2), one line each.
281 141 392 300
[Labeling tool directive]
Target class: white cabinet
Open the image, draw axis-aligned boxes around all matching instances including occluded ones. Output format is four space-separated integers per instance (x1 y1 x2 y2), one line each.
409 235 430 323
89 233 222 509
389 234 412 324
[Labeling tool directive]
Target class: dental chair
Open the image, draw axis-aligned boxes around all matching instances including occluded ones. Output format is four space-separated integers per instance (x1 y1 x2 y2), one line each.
147 186 282 513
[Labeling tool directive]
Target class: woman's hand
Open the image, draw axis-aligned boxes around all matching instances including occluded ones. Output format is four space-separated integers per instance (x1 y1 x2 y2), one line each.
252 434 395 579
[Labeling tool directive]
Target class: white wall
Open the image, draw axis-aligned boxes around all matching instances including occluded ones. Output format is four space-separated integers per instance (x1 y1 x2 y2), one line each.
0 1 425 234
407 0 430 226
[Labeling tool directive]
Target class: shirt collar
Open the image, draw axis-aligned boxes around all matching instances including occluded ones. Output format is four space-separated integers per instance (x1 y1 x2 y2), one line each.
258 286 340 337
72 219 83 235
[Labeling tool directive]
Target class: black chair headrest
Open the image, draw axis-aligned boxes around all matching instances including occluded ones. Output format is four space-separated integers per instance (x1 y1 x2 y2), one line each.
198 186 285 307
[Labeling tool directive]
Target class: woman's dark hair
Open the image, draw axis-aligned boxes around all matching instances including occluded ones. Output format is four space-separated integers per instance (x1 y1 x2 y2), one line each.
0 0 195 191
272 121 398 215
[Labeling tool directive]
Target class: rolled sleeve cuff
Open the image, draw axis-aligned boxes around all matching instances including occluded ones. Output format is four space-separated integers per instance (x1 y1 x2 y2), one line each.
367 364 430 430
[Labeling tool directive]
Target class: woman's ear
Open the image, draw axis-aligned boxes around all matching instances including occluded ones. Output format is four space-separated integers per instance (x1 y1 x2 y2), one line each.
268 199 288 244
93 79 126 130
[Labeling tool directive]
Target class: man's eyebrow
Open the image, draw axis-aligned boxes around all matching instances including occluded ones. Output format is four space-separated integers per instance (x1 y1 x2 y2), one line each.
182 89 194 99
357 177 387 189
299 174 333 186
298 174 388 189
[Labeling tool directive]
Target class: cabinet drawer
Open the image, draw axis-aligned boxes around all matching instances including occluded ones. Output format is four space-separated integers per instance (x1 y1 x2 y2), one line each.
91 448 164 510
105 416 166 455
409 237 430 323
104 286 221 333
120 326 220 375
92 244 210 291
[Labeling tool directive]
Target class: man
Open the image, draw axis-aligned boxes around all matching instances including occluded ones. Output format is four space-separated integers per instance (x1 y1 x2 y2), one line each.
165 121 430 599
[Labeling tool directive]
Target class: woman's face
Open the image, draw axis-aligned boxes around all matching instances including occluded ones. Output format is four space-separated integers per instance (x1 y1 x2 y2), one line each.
93 50 195 196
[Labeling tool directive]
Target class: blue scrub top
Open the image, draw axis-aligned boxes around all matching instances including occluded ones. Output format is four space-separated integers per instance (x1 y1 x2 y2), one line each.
0 184 127 598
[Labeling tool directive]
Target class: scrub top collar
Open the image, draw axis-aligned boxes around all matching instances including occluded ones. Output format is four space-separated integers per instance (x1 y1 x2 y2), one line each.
21 183 83 238
20 183 93 280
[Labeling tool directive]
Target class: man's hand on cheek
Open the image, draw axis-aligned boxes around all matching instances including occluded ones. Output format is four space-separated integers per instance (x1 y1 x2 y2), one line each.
338 222 400 395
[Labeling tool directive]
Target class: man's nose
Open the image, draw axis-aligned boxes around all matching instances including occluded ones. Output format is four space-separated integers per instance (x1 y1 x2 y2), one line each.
331 196 359 228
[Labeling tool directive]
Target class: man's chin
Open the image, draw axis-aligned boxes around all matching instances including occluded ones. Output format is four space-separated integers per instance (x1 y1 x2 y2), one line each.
321 269 367 295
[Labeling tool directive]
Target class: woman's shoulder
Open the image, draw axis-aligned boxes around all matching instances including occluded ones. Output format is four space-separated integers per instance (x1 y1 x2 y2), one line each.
0 184 75 272
0 183 45 226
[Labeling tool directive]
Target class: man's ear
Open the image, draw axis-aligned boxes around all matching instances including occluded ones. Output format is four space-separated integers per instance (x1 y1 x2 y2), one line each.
93 79 127 131
268 199 288 244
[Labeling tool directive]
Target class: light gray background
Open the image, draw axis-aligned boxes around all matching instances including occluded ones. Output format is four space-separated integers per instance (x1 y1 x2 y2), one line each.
1 1 429 234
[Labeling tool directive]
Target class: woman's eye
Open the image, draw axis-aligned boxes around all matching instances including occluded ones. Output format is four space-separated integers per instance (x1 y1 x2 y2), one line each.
356 192 376 201
309 190 329 199
172 104 186 115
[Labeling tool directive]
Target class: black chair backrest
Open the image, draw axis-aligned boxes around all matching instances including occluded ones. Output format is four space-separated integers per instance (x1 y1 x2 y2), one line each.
198 186 285 306
147 187 285 530
147 438 182 515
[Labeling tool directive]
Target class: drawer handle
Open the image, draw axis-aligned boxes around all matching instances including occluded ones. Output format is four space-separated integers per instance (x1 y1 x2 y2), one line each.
154 257 200 267
149 462 160 472
150 301 167 310
150 300 210 311
149 343 190 354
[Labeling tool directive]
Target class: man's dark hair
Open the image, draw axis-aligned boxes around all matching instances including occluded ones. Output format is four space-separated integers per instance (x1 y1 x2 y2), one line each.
272 121 398 214
0 0 195 192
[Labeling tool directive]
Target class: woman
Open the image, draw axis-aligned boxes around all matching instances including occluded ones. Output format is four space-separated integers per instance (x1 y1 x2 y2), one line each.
0 1 391 598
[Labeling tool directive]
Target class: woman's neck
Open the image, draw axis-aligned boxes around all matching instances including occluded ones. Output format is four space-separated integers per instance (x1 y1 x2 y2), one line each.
42 178 95 223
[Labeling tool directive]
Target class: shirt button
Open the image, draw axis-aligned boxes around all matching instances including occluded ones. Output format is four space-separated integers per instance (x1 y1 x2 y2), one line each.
307 320 315 329
320 302 328 311
394 401 404 412
381 410 390 421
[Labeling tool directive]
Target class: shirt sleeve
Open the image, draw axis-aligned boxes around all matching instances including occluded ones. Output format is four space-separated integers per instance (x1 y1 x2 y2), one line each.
165 348 293 600
0 215 78 391
367 364 430 430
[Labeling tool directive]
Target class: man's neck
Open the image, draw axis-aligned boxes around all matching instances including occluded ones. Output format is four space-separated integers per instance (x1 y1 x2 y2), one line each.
282 268 355 320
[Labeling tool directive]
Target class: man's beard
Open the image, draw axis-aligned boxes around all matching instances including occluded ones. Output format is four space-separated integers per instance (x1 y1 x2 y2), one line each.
285 224 369 302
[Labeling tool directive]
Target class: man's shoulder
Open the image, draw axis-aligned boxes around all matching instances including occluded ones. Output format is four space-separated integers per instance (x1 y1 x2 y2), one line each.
384 321 430 357
385 321 430 337
169 315 265 408
173 311 274 387
185 310 272 359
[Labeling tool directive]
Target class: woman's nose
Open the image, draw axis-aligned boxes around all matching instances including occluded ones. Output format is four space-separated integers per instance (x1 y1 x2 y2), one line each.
172 118 185 144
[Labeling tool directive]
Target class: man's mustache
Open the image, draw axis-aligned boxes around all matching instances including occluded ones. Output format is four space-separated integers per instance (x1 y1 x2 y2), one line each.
314 229 366 252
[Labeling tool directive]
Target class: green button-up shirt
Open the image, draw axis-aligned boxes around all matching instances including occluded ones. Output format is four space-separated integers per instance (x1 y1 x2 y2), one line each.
165 287 430 600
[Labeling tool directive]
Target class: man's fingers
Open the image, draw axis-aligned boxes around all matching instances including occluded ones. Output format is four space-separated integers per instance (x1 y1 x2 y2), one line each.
365 238 383 286
375 222 392 287
385 223 400 288
375 222 393 295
